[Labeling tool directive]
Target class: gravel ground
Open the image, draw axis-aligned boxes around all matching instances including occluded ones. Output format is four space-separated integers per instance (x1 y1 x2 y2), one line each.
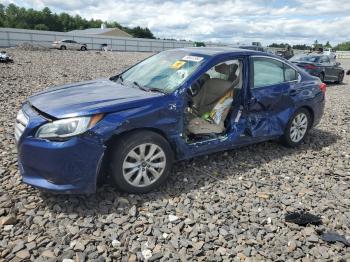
1 49 350 262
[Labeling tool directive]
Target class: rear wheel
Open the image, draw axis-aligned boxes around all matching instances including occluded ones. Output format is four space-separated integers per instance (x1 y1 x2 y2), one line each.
281 108 311 147
109 131 174 193
335 71 344 84
60 45 66 50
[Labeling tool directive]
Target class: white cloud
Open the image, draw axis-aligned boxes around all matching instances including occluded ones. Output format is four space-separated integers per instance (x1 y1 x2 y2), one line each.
5 0 350 45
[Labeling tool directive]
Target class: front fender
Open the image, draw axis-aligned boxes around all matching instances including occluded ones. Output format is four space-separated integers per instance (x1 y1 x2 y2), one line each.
92 101 180 145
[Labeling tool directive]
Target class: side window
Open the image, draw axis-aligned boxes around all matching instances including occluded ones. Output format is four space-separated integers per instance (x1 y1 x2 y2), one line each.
71 40 77 44
205 60 239 81
252 57 299 88
284 64 298 82
253 58 284 88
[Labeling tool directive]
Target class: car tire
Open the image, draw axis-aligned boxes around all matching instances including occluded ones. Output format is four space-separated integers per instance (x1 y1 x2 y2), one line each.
109 131 174 193
281 108 311 147
319 72 325 83
81 46 87 51
60 45 66 50
335 71 344 84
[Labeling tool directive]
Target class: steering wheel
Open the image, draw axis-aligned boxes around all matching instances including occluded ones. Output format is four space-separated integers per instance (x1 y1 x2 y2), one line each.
188 81 201 97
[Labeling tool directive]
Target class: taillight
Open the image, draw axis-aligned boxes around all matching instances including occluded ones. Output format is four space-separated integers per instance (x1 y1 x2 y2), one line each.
320 83 326 94
304 64 317 70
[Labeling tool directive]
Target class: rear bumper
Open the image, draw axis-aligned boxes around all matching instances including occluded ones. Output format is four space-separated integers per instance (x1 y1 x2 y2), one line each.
311 94 325 127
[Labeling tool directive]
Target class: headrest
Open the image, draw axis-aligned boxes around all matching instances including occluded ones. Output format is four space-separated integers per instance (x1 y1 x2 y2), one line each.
215 63 230 75
215 63 239 76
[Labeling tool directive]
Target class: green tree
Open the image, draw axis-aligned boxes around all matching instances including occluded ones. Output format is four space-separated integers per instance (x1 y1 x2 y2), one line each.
268 43 290 48
0 4 5 27
34 24 49 30
334 42 350 51
324 41 332 48
0 3 156 38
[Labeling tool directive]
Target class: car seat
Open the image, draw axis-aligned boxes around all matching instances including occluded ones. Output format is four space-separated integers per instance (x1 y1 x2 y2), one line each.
188 63 239 135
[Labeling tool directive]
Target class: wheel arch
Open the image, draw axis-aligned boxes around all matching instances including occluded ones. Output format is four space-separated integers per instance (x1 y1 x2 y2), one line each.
296 105 314 128
97 127 177 183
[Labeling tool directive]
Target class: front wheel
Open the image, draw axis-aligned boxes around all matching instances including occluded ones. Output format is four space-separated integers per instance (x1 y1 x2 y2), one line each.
109 131 174 193
81 46 87 51
281 108 311 147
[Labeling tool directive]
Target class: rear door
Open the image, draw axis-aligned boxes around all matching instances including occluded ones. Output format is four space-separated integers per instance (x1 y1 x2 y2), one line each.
247 56 299 138
319 56 337 80
70 40 79 50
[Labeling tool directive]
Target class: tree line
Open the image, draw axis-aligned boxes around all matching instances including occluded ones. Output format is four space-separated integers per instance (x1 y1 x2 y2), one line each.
0 4 155 39
269 40 350 51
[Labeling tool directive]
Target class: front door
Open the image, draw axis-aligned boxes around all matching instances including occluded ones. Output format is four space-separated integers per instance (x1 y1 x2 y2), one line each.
247 56 299 138
181 57 248 157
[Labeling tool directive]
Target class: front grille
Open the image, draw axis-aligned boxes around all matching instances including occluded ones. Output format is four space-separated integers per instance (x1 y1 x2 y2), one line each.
15 109 29 142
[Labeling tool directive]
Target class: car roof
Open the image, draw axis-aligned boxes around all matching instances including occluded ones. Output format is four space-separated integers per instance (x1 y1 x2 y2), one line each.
298 53 325 57
177 47 262 56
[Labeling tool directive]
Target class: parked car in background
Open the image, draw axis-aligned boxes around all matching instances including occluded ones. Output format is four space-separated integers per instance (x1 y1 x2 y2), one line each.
16 47 325 194
237 45 266 52
290 54 344 83
276 46 294 60
323 48 336 60
52 40 87 51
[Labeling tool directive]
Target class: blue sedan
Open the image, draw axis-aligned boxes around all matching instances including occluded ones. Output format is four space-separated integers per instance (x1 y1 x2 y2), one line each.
15 47 325 194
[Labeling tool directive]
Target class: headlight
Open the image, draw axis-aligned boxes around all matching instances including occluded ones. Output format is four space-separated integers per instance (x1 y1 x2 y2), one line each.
35 114 103 139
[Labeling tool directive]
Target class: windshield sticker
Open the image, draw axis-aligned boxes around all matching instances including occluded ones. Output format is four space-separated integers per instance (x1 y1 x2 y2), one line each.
171 60 186 69
182 55 204 62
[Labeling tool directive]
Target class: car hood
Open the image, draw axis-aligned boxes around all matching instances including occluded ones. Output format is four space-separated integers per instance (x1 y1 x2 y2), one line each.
28 78 163 118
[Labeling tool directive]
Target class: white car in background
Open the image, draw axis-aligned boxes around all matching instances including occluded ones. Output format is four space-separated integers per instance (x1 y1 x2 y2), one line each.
323 48 336 60
52 39 87 51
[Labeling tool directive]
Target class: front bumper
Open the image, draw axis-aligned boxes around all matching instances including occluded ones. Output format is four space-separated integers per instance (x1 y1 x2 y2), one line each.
16 104 105 194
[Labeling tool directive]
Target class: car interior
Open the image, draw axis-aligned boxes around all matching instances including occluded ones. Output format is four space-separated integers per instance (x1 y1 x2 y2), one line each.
184 59 243 142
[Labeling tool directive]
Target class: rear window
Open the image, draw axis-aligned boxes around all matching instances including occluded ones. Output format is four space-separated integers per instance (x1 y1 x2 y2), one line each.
290 55 320 63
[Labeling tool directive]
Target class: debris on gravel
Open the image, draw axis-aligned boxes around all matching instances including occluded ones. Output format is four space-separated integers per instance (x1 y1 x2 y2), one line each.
0 49 350 261
285 211 322 226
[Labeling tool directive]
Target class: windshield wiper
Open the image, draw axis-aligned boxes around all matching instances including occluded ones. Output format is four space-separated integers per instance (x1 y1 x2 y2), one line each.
116 75 125 84
133 81 148 91
110 74 123 82
147 87 166 94
132 82 166 94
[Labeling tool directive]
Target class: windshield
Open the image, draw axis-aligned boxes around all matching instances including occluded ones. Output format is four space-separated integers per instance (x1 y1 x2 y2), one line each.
290 55 320 63
120 50 207 93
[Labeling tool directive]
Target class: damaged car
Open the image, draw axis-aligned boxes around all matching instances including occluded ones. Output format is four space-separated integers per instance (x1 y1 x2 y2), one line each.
15 47 326 194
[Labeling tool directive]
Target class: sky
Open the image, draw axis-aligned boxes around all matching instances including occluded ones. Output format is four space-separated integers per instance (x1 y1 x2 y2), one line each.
3 0 350 45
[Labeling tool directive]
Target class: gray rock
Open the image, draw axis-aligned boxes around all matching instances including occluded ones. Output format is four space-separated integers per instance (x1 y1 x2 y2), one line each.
129 205 137 217
16 249 30 260
0 214 16 225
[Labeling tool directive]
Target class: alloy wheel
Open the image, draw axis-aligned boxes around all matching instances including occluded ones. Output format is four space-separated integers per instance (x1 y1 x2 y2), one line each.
290 113 308 143
122 143 166 187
